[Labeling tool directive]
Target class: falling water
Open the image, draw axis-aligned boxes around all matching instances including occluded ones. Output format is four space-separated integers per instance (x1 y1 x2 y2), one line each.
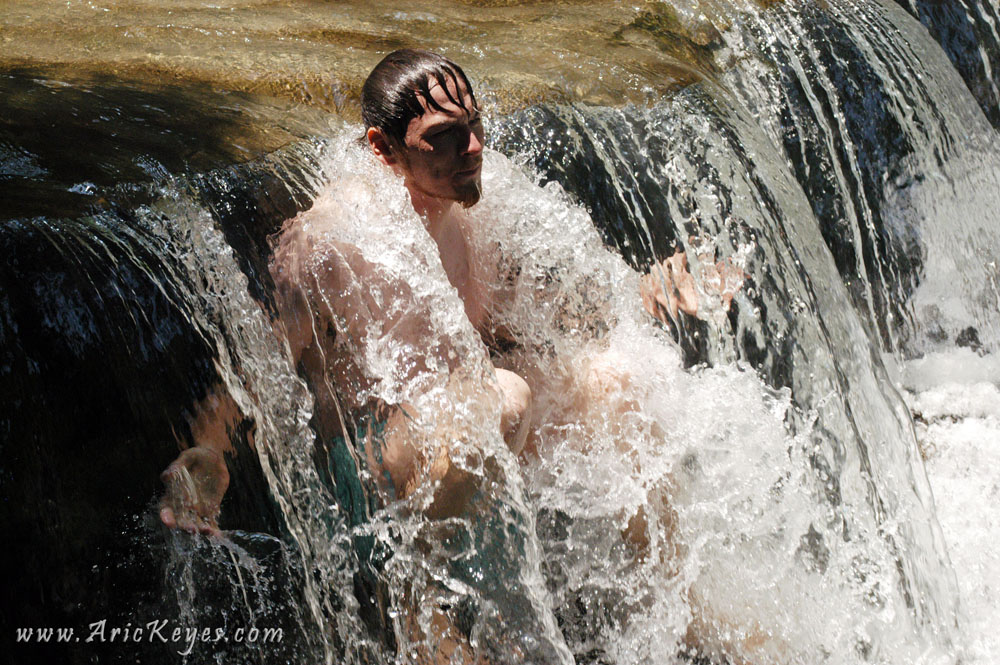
3 1 1000 664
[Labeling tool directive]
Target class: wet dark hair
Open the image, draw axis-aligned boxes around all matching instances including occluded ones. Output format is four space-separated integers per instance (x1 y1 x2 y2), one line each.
361 49 478 145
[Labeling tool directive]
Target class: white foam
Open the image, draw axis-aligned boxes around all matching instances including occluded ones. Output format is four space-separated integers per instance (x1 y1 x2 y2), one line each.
904 351 1000 665
904 348 1000 394
475 149 943 664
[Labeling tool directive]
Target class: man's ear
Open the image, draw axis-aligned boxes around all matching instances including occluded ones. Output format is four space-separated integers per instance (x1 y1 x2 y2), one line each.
367 127 398 167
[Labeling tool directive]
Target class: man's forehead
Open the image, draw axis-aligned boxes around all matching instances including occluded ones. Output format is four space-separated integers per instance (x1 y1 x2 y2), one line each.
417 76 475 115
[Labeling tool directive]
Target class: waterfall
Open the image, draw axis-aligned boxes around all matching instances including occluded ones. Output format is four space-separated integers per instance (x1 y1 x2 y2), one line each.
490 1 1000 661
3 1 999 664
894 0 1000 129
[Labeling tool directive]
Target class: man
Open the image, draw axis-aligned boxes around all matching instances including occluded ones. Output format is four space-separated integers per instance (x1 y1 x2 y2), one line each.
157 48 735 663
272 48 717 516
158 49 705 529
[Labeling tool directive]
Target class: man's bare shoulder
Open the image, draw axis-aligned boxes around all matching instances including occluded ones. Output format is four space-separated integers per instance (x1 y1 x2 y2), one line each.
270 177 381 277
282 178 376 242
268 177 392 355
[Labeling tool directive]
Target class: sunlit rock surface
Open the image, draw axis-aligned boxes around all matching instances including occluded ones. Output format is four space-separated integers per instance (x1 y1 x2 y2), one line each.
0 0 755 110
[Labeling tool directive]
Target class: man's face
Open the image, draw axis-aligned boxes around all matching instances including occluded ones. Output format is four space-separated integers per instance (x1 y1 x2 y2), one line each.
394 75 485 208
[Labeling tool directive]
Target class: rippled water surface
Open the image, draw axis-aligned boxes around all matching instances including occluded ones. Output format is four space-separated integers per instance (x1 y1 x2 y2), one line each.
0 0 730 109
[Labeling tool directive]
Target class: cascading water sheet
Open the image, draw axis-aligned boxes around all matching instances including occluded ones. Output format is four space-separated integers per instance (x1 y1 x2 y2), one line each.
479 120 958 663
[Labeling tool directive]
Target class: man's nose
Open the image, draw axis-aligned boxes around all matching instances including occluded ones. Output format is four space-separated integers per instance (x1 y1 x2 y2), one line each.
463 128 483 156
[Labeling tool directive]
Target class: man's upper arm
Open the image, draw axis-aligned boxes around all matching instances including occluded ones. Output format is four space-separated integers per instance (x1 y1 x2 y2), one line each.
270 214 368 363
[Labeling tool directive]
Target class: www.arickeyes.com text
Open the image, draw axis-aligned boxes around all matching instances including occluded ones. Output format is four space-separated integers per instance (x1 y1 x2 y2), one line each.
15 620 283 655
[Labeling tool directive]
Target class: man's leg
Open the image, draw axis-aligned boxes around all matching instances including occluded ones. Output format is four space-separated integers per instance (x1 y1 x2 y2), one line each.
563 350 679 562
569 352 791 664
375 366 531 516
369 369 531 665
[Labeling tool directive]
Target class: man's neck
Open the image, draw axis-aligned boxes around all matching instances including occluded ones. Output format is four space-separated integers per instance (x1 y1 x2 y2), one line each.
407 184 455 240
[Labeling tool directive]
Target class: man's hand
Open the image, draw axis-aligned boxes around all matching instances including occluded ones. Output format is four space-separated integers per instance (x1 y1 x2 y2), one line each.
640 250 700 323
159 446 229 536
640 248 744 326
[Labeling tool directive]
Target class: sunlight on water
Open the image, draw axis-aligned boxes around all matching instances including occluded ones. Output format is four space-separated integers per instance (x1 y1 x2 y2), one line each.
889 150 1000 356
116 128 967 663
472 148 958 664
221 128 972 662
903 349 1000 665
269 140 572 664
124 175 368 663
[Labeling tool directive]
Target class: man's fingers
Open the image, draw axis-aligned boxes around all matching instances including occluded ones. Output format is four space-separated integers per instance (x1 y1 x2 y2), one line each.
641 287 656 319
159 455 222 535
667 248 688 270
179 517 198 534
159 506 177 529
657 291 678 320
641 265 677 325
163 502 198 533
160 487 196 533
159 462 182 484
161 502 215 536
654 262 682 320
645 247 743 321
197 519 221 537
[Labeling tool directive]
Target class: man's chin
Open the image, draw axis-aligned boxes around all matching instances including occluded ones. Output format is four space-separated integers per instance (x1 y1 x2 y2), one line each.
456 178 483 209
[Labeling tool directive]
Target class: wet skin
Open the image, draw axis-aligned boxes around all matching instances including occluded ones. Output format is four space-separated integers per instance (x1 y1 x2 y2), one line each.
154 63 763 665
366 75 485 215
157 72 707 531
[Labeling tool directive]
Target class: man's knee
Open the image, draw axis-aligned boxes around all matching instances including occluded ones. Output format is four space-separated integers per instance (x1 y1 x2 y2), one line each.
495 368 532 455
584 350 630 399
579 350 642 432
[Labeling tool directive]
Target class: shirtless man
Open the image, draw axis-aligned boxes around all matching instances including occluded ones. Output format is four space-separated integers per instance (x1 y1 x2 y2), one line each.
157 47 766 665
157 48 705 532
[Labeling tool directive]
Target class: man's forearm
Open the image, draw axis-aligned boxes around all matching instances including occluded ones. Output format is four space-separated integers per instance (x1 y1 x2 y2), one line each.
183 383 243 455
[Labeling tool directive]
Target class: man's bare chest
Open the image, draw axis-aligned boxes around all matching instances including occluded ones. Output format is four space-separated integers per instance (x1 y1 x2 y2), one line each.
442 249 491 336
434 220 491 335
